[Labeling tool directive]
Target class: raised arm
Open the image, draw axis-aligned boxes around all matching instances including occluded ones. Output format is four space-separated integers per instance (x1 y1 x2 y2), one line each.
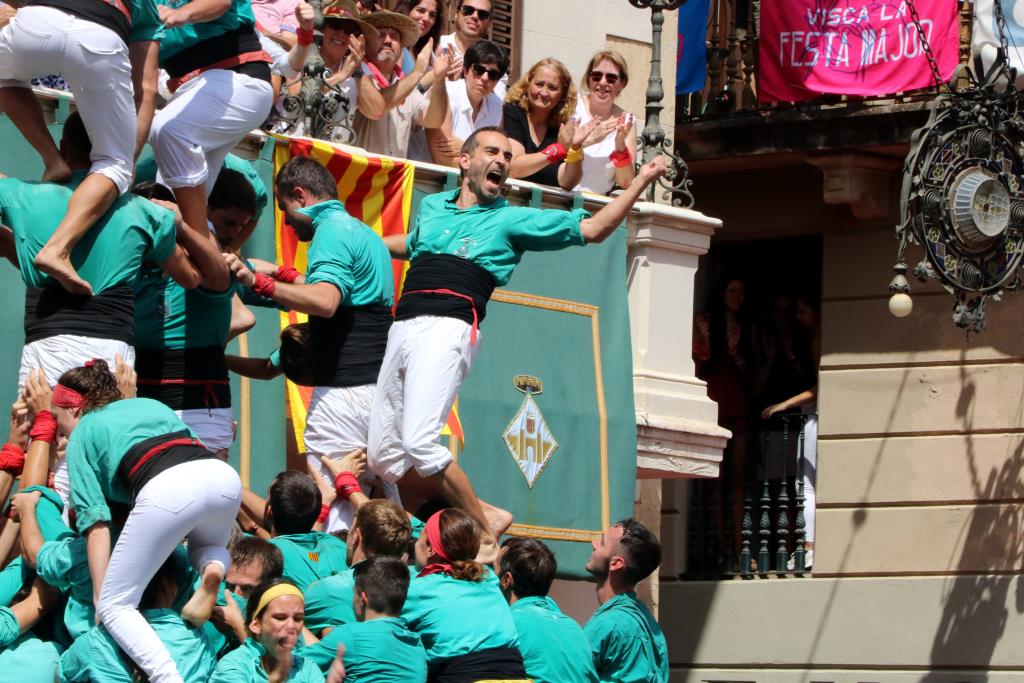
154 200 231 292
579 158 667 244
383 234 408 259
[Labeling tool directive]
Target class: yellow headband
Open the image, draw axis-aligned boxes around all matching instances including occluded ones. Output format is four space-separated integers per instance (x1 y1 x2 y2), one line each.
254 583 304 617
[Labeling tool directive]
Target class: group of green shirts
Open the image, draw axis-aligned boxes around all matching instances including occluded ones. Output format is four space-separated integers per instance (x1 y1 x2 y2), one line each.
0 118 673 680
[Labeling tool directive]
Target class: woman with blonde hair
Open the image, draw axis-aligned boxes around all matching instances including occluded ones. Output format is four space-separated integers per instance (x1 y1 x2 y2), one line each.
575 50 638 195
503 58 600 190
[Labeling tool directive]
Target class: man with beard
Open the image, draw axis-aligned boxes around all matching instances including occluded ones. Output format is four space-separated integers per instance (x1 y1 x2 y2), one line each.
583 519 669 683
369 127 667 559
132 168 262 457
353 9 451 158
226 156 395 530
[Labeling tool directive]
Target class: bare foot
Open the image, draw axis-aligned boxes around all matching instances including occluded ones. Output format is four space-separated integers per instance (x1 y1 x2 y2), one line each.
483 504 513 538
475 532 499 565
41 158 72 184
181 562 224 627
34 247 92 296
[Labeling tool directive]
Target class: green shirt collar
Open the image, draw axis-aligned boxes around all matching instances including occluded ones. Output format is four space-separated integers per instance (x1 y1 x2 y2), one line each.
512 595 558 612
297 199 349 226
443 188 508 212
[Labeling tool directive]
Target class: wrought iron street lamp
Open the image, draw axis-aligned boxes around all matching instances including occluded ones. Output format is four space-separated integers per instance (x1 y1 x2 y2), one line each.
627 0 695 207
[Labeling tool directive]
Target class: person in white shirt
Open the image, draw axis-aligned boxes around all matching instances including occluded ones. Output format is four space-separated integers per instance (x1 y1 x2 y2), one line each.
427 39 506 167
438 0 507 98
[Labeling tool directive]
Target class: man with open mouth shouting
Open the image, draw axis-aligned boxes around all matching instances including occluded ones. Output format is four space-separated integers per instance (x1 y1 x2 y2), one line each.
369 126 667 561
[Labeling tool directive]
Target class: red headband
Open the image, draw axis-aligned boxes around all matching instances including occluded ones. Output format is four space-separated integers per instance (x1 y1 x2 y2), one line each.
424 509 450 562
418 510 453 577
52 384 85 409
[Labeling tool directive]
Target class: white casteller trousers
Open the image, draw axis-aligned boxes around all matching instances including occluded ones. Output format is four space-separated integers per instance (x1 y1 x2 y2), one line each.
149 68 273 191
0 6 135 193
97 458 241 683
304 383 399 531
368 316 480 484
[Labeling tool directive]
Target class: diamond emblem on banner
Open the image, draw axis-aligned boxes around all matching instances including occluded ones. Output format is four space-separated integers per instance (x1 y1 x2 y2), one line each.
503 376 558 488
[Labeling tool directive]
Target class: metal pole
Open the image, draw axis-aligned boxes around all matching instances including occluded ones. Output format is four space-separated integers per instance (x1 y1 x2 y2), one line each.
628 0 696 207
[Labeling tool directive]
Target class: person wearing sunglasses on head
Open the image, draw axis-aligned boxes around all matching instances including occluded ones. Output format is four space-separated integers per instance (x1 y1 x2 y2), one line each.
438 0 507 98
574 50 638 196
426 39 507 168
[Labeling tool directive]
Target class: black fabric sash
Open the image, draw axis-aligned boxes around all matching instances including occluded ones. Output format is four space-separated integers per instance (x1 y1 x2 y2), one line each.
310 303 393 387
118 429 216 503
162 25 269 81
135 346 230 410
27 0 130 44
395 254 497 326
24 284 134 345
429 646 528 683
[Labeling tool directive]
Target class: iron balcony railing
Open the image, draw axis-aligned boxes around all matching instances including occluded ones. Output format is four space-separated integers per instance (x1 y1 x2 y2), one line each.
678 0 975 121
685 412 816 579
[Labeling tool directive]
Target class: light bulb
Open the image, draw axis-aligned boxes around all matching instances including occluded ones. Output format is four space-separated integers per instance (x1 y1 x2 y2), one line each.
888 292 913 318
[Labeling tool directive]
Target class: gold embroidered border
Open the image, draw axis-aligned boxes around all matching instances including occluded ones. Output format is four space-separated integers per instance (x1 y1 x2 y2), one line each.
491 289 610 537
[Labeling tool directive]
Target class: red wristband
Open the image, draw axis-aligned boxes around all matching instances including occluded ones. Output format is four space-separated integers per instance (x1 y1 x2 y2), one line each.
29 410 58 444
0 443 25 475
542 143 567 164
333 471 363 501
317 504 330 524
252 273 277 297
274 266 301 283
297 27 314 47
610 149 632 168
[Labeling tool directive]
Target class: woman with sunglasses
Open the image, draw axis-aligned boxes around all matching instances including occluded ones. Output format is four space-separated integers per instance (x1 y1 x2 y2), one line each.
209 579 324 682
503 58 604 190
575 51 638 196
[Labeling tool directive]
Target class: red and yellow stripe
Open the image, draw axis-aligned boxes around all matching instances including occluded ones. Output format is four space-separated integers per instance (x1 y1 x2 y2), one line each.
272 136 463 451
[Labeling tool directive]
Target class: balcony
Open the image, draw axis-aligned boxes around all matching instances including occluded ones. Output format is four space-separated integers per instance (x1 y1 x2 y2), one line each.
675 0 975 170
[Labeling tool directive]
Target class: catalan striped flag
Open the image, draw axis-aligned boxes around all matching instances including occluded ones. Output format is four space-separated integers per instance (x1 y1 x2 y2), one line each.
272 135 464 452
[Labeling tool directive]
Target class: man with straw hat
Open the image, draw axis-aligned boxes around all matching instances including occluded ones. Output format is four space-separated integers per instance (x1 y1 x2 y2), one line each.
353 9 451 157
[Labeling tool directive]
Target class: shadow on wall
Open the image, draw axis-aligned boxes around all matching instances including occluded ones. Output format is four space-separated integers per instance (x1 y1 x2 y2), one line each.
923 357 1024 681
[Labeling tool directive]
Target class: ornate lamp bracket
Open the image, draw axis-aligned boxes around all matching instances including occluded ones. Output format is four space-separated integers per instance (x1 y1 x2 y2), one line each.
628 0 695 208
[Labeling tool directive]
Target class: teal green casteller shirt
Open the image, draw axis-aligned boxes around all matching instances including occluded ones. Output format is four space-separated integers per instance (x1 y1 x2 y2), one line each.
135 151 269 216
66 398 195 532
301 200 395 307
157 0 259 63
407 189 590 286
210 637 325 682
269 532 348 590
402 567 519 666
0 175 177 292
304 563 418 634
302 567 355 634
59 608 217 683
133 267 233 350
0 633 60 683
303 616 427 681
127 0 165 43
511 596 599 683
584 592 669 683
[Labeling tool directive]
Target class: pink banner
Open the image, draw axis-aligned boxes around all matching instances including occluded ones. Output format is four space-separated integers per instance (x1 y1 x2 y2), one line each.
759 0 960 103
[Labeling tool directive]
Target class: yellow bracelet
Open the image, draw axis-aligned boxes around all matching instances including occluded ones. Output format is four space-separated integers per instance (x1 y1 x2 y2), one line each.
566 147 584 164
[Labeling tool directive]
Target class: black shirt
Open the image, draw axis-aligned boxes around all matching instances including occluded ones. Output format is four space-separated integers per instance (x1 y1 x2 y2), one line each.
502 102 563 188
